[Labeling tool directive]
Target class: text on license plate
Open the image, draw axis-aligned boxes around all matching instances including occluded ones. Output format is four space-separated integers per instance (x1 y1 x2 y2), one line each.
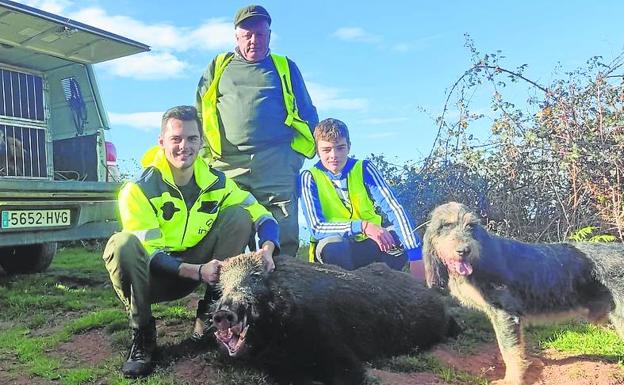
1 209 71 229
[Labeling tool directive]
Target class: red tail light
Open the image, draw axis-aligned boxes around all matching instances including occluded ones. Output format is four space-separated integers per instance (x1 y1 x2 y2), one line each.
105 141 117 162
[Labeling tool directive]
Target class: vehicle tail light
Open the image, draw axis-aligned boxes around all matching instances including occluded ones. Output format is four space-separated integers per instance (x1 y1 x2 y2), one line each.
105 141 117 162
105 141 121 182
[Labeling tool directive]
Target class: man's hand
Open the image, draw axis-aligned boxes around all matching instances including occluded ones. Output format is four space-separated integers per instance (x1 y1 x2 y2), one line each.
362 221 396 252
254 241 276 272
199 259 222 285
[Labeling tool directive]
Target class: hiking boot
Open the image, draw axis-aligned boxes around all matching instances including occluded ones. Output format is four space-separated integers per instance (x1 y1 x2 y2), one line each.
191 299 215 342
122 317 157 378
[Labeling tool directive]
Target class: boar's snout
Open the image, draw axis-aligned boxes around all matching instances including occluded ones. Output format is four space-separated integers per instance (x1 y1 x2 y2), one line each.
213 309 238 330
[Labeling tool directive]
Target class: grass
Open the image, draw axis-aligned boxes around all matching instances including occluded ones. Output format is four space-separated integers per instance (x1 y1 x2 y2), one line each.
528 322 624 360
374 353 489 385
1 245 623 384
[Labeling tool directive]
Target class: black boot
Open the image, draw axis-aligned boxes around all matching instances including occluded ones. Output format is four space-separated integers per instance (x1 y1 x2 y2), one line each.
122 317 157 378
191 299 214 341
191 286 220 341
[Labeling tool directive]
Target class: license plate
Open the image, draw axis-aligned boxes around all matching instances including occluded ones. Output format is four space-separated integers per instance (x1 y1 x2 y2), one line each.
1 209 71 229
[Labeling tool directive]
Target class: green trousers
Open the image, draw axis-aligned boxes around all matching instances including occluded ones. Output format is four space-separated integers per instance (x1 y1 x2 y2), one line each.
102 206 252 329
212 145 303 256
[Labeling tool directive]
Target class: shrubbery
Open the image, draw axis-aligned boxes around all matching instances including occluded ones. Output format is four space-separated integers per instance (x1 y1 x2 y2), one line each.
372 36 624 242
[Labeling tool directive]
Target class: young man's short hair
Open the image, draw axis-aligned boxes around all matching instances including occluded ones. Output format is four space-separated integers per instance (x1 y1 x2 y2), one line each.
160 105 203 139
314 118 351 146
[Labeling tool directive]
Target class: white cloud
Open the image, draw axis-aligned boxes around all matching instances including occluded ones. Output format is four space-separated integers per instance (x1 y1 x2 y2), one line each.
333 27 381 44
18 3 242 81
69 8 232 53
306 82 369 111
71 7 184 50
190 19 235 51
99 52 187 79
108 112 162 131
21 0 71 14
64 7 234 80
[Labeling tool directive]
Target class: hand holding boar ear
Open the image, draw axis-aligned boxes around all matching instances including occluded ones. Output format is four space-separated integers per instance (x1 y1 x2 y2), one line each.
200 259 223 284
255 241 276 272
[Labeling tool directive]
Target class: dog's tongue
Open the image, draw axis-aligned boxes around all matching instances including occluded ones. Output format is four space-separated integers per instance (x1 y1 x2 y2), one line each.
452 261 473 276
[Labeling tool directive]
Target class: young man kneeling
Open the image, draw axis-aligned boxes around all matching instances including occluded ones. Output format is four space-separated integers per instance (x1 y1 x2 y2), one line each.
299 118 424 280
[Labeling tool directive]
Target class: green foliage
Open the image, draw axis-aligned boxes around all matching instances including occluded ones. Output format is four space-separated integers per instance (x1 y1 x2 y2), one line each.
374 36 624 242
62 368 99 385
152 304 193 320
569 226 617 242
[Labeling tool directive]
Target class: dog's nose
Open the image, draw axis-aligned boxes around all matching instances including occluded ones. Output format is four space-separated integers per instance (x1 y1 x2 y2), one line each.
456 245 471 257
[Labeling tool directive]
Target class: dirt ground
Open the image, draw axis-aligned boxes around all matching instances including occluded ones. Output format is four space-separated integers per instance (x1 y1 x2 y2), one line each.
32 322 623 385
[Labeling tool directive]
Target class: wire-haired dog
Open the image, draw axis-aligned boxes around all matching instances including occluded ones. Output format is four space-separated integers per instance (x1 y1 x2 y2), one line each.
423 202 624 385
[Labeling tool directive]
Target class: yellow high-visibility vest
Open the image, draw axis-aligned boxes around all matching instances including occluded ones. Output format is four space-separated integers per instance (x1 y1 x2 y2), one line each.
120 148 272 256
200 52 315 160
307 160 382 262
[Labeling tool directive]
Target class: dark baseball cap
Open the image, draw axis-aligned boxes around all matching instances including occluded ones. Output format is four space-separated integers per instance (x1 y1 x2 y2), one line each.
234 5 271 27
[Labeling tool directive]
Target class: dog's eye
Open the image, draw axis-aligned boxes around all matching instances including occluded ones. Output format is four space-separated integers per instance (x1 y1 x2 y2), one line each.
440 222 454 230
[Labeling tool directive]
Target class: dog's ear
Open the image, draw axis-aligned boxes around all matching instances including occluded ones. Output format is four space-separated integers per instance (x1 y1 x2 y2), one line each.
422 221 449 289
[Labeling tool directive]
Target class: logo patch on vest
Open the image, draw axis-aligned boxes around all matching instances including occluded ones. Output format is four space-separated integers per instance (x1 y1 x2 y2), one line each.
161 202 180 220
198 200 219 214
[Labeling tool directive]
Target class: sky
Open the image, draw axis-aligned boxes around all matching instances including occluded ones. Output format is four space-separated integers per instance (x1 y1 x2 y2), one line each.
20 0 624 175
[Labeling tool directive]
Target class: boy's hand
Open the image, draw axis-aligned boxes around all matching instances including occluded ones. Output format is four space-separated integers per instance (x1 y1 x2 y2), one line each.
362 221 396 252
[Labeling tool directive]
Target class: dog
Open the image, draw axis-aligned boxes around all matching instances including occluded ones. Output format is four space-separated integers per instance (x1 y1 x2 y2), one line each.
422 201 624 385
0 130 26 176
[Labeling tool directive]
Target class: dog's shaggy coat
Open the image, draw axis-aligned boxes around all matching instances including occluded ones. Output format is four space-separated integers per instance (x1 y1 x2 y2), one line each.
211 253 459 385
423 202 624 385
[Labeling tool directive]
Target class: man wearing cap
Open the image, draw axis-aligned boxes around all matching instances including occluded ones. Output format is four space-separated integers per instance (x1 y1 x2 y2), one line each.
196 5 318 259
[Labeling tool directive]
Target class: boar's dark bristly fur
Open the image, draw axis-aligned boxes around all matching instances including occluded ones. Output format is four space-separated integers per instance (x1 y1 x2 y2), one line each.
212 253 458 385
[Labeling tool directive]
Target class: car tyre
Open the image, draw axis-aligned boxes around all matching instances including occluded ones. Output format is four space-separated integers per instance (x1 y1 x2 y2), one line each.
0 242 57 274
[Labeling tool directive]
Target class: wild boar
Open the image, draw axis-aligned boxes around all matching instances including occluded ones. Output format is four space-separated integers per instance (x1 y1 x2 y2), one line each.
212 253 459 385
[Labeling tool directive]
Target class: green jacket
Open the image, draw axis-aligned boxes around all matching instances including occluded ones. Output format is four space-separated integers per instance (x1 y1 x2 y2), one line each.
118 148 273 255
196 51 318 159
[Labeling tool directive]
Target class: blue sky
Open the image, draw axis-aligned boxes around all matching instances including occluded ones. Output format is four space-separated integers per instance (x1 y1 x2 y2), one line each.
23 0 624 175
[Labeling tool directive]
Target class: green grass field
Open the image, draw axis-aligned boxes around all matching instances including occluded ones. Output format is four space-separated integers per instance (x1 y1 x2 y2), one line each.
0 246 623 385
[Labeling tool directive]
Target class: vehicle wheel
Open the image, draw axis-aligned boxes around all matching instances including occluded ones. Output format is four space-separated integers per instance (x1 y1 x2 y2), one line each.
0 242 57 274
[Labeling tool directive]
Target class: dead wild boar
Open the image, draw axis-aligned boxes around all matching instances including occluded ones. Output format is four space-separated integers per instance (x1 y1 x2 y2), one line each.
211 253 459 385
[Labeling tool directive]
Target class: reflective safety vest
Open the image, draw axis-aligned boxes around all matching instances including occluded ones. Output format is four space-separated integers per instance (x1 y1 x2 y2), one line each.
307 160 382 262
119 148 272 256
199 52 315 160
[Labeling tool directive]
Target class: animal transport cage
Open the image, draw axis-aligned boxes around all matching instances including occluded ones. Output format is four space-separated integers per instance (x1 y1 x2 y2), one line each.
0 66 48 178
